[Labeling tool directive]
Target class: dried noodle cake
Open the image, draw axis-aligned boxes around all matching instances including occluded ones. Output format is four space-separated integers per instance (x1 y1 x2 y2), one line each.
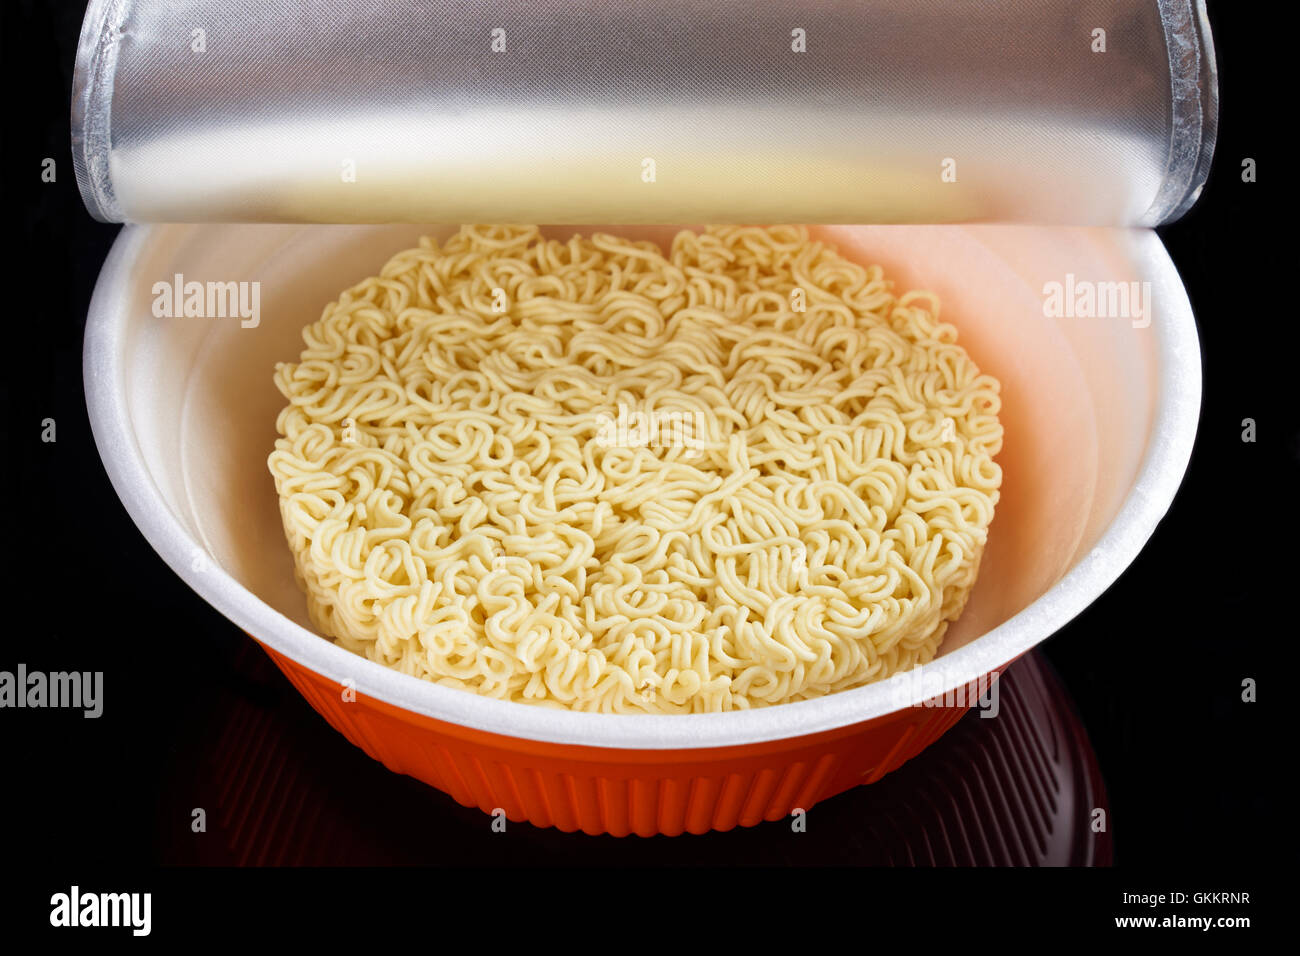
268 225 1003 713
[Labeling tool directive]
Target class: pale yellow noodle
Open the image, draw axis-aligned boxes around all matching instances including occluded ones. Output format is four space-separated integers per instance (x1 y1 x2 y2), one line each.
268 225 1003 713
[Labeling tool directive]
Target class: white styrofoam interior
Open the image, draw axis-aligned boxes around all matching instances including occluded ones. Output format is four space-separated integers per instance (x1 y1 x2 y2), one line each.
84 224 1199 748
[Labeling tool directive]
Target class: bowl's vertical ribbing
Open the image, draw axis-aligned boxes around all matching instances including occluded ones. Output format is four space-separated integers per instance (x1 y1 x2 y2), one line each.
261 642 974 836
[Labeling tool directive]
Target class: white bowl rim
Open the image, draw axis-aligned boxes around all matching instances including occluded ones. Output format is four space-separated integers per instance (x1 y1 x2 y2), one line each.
83 224 1201 750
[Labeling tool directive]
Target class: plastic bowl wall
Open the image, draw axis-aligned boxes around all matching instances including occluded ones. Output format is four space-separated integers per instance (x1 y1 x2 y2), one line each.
83 224 1199 835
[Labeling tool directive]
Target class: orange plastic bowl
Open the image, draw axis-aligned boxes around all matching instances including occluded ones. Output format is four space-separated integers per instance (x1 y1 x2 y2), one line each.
264 642 997 835
84 224 1199 835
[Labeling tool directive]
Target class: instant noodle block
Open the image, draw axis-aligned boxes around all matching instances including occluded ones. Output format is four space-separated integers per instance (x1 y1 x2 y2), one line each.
267 225 1006 714
85 224 1198 835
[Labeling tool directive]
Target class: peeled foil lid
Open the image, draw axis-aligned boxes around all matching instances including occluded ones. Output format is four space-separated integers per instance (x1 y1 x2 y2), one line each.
71 0 1217 225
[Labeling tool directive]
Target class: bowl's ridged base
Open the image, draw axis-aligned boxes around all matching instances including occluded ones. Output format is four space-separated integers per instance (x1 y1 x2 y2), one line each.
262 642 978 836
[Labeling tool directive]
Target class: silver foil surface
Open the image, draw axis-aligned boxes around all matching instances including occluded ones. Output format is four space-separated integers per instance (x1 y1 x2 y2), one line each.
72 0 1217 225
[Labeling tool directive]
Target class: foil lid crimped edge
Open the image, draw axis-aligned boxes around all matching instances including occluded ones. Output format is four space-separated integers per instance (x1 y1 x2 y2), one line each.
71 0 126 224
1144 0 1219 225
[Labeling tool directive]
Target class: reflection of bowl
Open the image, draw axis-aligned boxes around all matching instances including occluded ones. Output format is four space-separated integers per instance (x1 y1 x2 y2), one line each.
84 224 1198 835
